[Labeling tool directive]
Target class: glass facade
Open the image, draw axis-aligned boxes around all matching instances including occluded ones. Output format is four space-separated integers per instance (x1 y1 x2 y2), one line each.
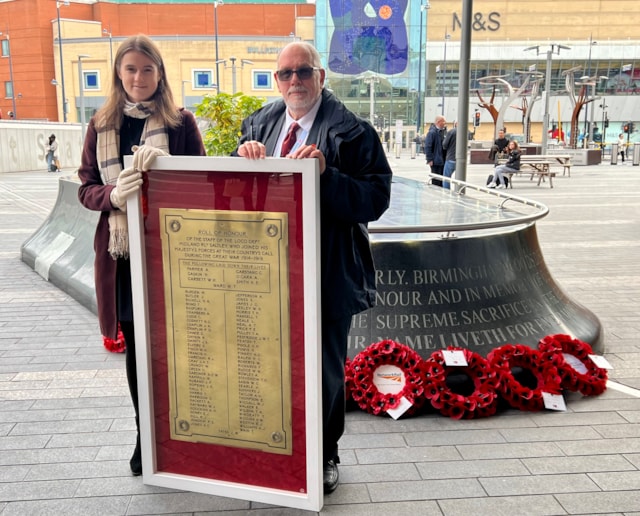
316 0 423 130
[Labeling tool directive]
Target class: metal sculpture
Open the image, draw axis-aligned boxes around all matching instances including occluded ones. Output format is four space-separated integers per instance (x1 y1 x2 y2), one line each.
476 72 542 140
562 66 590 149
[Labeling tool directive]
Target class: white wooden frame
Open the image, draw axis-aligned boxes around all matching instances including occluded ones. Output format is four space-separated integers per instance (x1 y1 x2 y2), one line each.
126 156 323 512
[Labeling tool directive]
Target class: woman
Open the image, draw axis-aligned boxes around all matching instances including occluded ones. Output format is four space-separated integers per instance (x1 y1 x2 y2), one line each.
78 34 205 476
618 133 626 162
489 140 520 189
45 134 59 172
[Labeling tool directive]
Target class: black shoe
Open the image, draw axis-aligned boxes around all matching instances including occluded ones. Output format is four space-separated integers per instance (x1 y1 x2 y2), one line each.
323 459 339 494
130 436 142 476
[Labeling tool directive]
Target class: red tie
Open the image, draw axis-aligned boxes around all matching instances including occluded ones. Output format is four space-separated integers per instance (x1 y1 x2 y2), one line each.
280 122 300 157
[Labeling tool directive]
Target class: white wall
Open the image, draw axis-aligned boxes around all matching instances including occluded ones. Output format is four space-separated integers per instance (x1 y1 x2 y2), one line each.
0 121 83 173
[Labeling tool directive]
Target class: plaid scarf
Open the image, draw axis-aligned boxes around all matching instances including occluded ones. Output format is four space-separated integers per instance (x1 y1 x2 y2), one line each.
97 101 169 259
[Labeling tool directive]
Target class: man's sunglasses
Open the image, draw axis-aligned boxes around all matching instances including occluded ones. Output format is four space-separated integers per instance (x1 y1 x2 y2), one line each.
275 67 320 81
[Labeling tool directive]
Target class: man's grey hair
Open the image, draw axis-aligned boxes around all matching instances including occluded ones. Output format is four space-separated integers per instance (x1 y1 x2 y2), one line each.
277 41 323 69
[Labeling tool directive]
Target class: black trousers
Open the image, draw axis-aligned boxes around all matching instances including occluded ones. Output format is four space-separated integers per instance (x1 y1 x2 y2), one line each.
322 314 352 464
120 320 139 434
430 163 444 187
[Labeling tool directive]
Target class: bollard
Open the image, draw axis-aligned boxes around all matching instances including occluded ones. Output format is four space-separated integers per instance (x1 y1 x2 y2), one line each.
611 143 619 165
634 142 640 166
395 143 401 159
410 143 416 159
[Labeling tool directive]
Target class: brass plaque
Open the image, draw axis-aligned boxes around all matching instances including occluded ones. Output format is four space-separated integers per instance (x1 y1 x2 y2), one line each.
160 208 292 455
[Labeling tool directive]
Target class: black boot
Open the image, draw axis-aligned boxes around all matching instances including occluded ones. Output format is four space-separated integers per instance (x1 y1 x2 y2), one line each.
121 321 142 476
130 433 142 476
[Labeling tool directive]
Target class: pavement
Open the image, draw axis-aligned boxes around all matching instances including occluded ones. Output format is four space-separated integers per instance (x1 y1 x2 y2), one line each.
1 155 639 515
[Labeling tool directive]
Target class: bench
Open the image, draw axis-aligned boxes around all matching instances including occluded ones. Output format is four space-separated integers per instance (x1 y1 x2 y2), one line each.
497 156 559 188
525 154 572 177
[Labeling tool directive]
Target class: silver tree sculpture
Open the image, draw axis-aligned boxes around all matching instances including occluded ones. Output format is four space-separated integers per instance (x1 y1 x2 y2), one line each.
513 70 544 143
476 73 541 140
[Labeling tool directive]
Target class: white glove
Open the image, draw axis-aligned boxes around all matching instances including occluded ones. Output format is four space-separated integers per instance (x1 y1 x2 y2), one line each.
110 166 142 210
132 144 169 171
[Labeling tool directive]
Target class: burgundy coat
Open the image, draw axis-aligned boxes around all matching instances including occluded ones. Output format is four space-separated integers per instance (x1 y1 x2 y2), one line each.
78 109 205 338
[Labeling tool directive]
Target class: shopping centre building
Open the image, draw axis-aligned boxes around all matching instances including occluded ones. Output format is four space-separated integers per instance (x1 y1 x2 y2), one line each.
1 0 639 144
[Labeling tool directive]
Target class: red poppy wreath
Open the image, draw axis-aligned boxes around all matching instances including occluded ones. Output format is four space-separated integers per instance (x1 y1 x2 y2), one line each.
538 334 608 396
487 344 562 411
423 347 499 419
347 340 427 417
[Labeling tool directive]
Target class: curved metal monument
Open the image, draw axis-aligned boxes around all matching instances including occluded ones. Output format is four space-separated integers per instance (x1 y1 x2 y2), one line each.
347 177 602 358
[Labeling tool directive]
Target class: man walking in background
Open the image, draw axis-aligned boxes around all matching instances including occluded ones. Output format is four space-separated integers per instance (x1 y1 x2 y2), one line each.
442 121 457 190
425 115 446 186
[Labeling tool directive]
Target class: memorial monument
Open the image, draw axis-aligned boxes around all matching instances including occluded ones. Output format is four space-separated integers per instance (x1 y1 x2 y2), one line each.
348 176 602 358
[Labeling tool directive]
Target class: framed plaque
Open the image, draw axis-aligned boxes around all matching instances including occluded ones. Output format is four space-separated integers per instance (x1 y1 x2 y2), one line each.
126 156 322 512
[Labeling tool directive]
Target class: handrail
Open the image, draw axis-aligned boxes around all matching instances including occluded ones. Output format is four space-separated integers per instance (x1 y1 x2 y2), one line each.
369 174 549 234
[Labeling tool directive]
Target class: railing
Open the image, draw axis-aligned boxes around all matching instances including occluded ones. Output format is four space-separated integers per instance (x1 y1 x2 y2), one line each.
369 174 549 236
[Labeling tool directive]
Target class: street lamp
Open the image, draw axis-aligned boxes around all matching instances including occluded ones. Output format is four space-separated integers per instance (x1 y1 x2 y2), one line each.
415 1 430 132
214 0 223 94
78 54 90 139
50 78 68 121
441 30 451 116
103 26 113 70
362 74 380 124
524 43 571 154
56 0 70 122
221 57 252 93
0 30 17 119
599 98 608 143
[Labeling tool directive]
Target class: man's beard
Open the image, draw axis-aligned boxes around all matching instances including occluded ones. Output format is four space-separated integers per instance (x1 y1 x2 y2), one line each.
286 86 315 111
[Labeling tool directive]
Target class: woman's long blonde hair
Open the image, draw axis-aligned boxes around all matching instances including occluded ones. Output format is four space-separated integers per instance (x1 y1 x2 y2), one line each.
96 34 181 129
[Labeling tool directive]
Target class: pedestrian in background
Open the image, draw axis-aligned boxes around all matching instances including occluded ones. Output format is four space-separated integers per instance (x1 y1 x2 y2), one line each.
77 34 205 476
414 132 423 154
618 133 626 162
424 115 446 186
45 134 59 172
490 140 521 189
234 41 392 494
488 128 509 164
442 121 457 190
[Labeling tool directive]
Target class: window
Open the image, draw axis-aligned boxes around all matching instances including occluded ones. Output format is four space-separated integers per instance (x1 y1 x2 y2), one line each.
1 39 8 57
253 70 273 90
83 71 100 90
193 69 214 89
4 81 13 99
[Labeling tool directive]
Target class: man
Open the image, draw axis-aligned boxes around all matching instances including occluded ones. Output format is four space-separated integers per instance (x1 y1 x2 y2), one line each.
442 121 457 190
234 41 392 494
488 128 509 163
413 132 423 154
424 115 446 186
